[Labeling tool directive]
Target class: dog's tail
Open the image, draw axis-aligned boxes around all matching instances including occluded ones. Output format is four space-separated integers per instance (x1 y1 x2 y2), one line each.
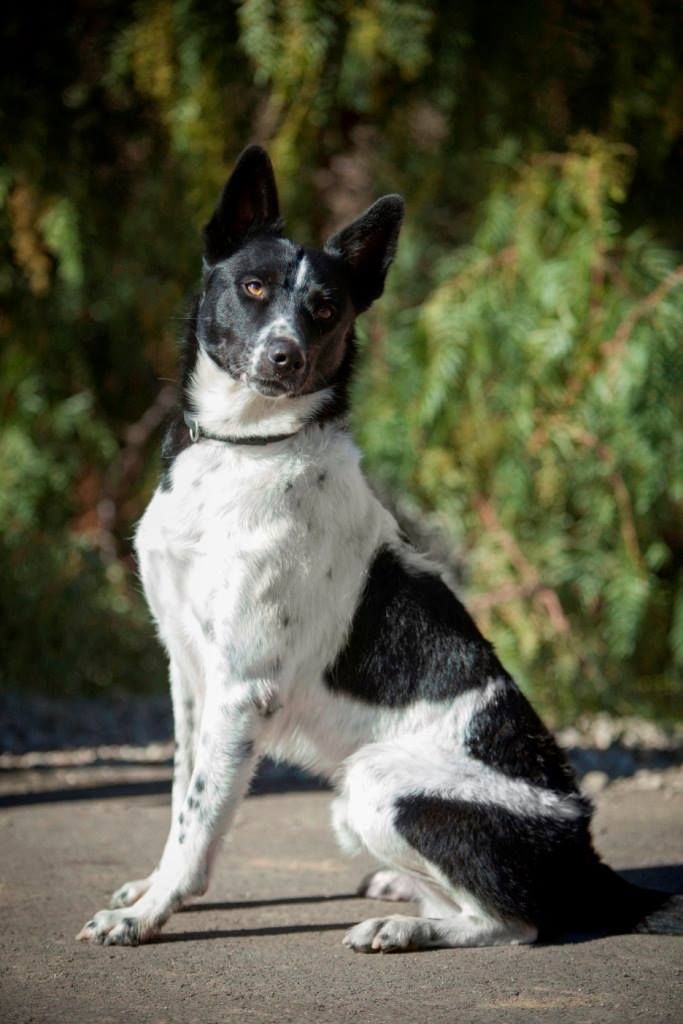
574 862 683 937
633 891 683 935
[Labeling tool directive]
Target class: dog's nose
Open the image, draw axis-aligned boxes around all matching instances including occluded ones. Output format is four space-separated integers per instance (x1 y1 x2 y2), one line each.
266 336 305 374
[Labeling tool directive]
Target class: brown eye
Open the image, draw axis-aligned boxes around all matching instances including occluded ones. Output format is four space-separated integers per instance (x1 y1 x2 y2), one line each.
315 304 335 321
243 280 265 299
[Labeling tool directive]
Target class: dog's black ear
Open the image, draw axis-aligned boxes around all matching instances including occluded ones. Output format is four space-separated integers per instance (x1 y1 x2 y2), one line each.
203 145 281 264
324 195 404 312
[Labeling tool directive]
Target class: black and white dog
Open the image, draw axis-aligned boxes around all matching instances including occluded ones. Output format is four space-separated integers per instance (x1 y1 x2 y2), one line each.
78 146 681 951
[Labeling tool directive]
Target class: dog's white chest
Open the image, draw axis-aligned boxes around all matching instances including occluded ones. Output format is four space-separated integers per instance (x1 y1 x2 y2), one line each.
135 433 387 702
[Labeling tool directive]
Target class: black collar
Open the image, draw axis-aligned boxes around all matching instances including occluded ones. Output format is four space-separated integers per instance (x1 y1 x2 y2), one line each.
183 411 300 447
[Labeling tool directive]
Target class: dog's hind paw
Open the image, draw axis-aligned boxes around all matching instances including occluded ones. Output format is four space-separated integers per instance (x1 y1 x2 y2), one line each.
357 869 419 902
343 915 433 953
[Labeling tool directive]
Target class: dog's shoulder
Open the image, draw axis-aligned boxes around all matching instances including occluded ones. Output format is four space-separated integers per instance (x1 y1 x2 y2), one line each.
323 541 503 707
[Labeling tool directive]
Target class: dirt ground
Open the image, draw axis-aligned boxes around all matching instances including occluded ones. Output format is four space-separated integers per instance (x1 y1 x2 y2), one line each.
1 772 682 1024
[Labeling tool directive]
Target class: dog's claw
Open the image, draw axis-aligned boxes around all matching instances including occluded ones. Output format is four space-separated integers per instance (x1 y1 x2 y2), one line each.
77 908 148 946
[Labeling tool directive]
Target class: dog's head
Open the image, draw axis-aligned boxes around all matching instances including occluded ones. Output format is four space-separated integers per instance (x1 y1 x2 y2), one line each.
190 146 403 419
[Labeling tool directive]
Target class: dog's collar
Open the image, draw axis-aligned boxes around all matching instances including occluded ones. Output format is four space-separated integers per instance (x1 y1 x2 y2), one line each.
183 411 300 447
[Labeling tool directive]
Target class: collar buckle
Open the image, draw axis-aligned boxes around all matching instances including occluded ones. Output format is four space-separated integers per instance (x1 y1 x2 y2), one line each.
182 408 300 447
183 411 200 443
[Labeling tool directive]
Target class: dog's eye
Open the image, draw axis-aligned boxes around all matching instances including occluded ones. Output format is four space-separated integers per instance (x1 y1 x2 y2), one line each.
315 304 335 321
243 280 266 299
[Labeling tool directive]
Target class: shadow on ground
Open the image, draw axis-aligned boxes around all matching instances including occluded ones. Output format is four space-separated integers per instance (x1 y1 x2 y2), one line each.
0 759 326 808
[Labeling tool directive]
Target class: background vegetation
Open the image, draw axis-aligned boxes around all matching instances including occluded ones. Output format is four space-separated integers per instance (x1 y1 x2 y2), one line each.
2 1 682 722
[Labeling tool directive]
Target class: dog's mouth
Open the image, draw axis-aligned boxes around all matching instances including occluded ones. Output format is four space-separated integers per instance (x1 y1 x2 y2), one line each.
239 372 302 399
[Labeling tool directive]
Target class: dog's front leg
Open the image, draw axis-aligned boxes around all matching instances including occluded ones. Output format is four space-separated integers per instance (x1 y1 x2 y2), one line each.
110 654 201 909
77 680 264 946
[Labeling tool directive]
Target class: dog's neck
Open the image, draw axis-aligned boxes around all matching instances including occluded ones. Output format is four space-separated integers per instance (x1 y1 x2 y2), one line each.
185 347 334 441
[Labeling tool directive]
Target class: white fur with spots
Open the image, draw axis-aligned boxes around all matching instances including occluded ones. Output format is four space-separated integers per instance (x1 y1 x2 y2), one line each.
78 364 564 949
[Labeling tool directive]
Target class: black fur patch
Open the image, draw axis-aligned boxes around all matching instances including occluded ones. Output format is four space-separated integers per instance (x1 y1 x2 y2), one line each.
159 407 193 491
119 917 140 945
394 794 588 933
393 794 666 937
467 682 578 794
324 545 503 706
158 293 203 491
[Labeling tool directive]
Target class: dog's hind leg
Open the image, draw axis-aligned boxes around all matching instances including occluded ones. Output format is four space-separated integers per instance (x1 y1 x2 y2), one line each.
344 906 537 952
349 844 536 952
347 871 537 955
333 790 420 902
333 740 591 952
348 855 537 952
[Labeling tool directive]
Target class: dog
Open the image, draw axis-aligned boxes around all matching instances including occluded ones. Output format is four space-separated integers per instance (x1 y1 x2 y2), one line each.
78 145 682 951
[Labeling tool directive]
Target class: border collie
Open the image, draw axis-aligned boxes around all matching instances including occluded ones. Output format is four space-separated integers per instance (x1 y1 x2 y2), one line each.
78 146 682 951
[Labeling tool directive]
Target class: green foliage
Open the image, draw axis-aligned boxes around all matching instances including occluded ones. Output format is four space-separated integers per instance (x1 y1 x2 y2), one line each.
1 2 682 719
356 136 683 719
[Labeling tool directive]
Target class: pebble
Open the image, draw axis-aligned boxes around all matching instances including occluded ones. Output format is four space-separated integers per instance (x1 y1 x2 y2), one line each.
581 770 610 796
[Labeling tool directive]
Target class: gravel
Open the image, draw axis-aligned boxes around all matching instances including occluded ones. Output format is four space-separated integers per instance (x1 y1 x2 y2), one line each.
0 691 173 754
1 692 682 796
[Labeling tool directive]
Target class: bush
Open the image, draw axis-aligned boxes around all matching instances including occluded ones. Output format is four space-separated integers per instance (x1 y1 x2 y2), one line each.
1 2 681 720
355 136 683 719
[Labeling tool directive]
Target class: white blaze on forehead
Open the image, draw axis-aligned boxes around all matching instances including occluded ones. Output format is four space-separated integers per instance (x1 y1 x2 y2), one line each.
294 254 310 291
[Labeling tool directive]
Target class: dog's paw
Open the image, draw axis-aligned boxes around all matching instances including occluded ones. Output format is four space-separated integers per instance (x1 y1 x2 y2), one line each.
110 876 153 909
343 915 432 954
357 869 419 902
76 908 156 946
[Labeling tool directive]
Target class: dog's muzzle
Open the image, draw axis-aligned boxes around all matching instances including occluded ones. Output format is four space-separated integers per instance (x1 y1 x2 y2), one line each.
252 334 307 394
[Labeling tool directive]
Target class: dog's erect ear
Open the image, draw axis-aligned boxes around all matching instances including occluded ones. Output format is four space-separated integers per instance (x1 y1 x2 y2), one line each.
203 145 281 265
324 195 404 312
